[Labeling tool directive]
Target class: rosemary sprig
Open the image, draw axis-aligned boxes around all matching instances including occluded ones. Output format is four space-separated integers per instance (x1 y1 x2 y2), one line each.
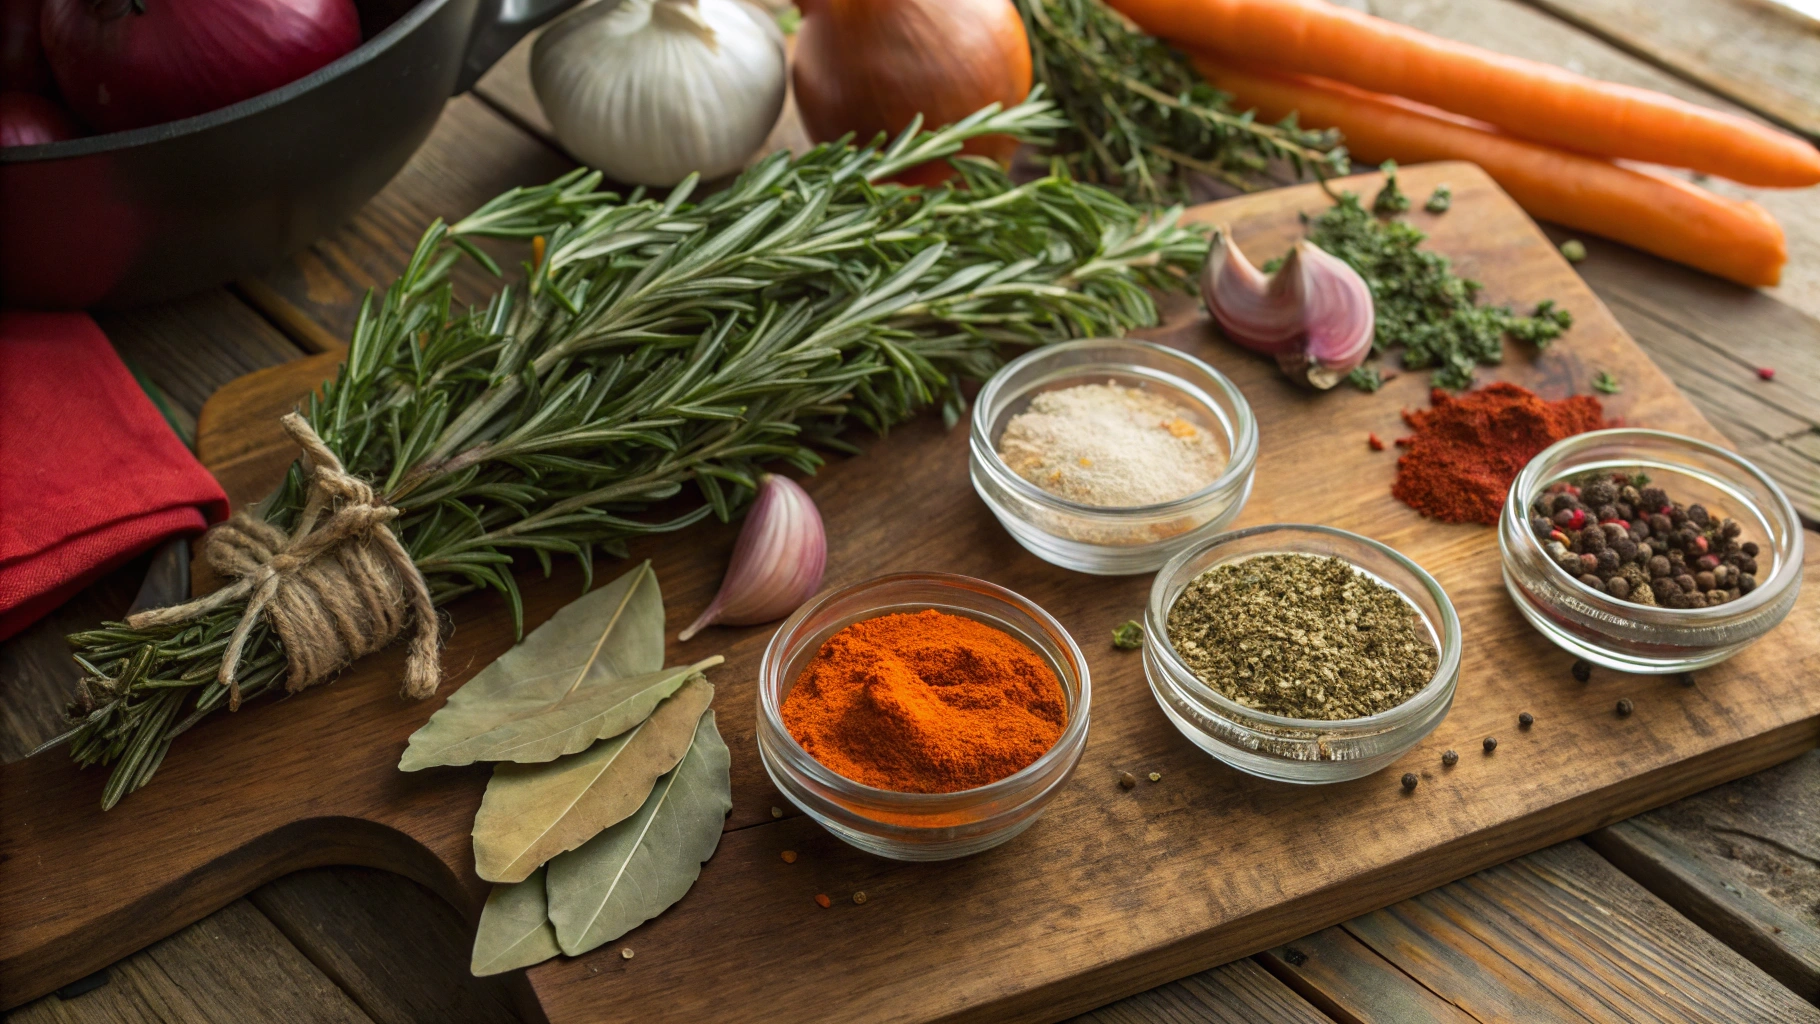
54 95 1209 809
1016 0 1348 203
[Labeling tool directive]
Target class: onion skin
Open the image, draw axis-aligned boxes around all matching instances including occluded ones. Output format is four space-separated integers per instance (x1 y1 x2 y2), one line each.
679 474 827 641
1 0 50 94
793 0 1031 183
41 0 361 134
0 89 76 145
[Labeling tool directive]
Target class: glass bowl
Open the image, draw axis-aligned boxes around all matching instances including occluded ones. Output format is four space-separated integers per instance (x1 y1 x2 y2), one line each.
969 338 1258 576
756 573 1091 861
1499 429 1804 673
1144 524 1461 783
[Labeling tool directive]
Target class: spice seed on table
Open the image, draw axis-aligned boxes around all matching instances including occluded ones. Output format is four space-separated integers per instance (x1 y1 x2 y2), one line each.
1442 749 1459 767
815 894 832 909
1119 771 1138 790
852 891 868 905
1617 698 1634 717
782 610 1066 792
996 382 1227 507
621 948 634 960
1519 712 1534 729
1165 554 1438 719
1401 772 1419 791
770 806 783 818
1148 772 1161 782
781 850 797 864
1573 659 1593 683
1483 736 1498 753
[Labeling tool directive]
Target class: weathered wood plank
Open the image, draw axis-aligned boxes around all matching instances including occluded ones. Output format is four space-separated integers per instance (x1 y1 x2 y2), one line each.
96 291 306 421
0 563 140 764
1364 0 1820 322
1258 928 1474 1024
1343 840 1820 1023
1068 957 1334 1024
7 899 373 1024
1516 0 1820 140
248 867 523 1024
1586 749 1820 1002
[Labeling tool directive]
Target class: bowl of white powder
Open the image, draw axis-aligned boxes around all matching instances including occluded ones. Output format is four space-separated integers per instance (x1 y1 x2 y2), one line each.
970 338 1258 574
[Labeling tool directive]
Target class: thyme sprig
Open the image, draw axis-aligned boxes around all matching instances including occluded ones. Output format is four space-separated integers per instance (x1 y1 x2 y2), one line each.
1016 0 1348 203
52 95 1209 809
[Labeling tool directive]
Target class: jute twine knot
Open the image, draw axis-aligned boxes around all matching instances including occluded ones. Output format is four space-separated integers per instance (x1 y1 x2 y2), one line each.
128 413 441 709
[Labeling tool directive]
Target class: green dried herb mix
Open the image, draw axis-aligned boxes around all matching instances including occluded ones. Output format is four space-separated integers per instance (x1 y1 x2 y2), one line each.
1164 554 1438 720
1278 165 1573 391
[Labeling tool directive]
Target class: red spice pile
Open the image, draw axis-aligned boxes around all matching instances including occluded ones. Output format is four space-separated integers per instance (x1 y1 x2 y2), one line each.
1392 383 1610 525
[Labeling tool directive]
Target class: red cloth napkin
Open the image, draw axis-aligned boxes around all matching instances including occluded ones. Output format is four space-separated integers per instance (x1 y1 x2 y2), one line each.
0 312 229 641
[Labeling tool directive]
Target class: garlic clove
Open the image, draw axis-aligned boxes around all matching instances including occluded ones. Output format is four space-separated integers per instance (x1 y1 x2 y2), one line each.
1200 228 1376 390
1201 226 1304 355
1284 241 1375 390
679 473 826 641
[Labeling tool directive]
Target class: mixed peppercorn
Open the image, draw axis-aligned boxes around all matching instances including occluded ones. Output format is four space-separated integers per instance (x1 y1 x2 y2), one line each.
1528 474 1763 608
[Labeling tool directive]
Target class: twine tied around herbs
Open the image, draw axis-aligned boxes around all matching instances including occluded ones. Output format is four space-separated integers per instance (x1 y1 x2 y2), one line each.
128 413 441 709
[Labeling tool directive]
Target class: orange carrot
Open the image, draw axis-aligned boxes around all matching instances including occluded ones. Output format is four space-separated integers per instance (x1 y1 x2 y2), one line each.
1109 0 1820 188
1196 61 1787 288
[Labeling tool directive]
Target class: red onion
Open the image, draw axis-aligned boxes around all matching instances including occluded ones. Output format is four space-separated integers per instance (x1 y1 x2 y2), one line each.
1 0 50 94
41 0 361 134
0 89 76 145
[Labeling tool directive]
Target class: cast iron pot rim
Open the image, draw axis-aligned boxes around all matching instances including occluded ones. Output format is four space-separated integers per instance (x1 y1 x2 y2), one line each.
1 0 451 164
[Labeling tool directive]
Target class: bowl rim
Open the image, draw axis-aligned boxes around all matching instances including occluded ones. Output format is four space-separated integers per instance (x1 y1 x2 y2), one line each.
758 571 1091 810
969 337 1259 518
0 0 451 163
1503 427 1804 621
1145 523 1463 731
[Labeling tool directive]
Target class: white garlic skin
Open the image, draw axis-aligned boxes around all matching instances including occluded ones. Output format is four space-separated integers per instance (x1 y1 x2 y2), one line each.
531 0 787 187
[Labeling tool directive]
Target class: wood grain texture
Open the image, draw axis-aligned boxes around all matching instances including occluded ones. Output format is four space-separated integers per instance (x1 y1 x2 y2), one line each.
1516 0 1820 140
5 899 373 1024
1342 840 1820 1022
1364 0 1820 322
1586 749 1820 1001
1259 928 1474 1024
248 867 525 1024
1068 957 1333 1024
4 164 1818 1023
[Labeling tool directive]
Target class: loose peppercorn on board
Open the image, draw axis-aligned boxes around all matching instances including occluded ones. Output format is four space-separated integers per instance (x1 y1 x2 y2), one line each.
3 163 1817 1021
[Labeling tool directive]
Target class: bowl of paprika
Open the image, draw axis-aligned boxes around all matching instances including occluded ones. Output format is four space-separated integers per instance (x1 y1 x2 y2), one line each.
756 572 1090 861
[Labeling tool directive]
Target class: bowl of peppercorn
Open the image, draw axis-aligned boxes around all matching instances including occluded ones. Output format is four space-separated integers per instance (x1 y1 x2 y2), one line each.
1143 524 1461 784
1500 429 1804 673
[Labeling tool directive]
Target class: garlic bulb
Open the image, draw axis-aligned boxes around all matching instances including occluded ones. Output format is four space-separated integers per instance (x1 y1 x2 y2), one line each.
1201 227 1375 390
531 0 787 187
680 474 826 641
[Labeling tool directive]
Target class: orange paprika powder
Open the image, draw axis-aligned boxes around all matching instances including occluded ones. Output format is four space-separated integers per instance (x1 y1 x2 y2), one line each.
781 609 1067 793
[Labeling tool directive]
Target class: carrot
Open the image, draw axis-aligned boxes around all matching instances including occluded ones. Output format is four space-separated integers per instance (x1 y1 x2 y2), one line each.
1195 61 1787 288
1108 0 1820 188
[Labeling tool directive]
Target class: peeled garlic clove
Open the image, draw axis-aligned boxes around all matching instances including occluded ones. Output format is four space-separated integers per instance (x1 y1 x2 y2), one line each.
1281 241 1375 390
679 474 826 641
1201 226 1304 355
1200 228 1375 390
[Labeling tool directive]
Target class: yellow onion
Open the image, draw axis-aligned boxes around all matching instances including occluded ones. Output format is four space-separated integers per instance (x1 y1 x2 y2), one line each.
792 0 1031 183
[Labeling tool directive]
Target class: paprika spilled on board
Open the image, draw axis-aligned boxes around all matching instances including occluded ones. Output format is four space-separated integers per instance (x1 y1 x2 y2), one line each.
1392 383 1610 525
782 610 1067 793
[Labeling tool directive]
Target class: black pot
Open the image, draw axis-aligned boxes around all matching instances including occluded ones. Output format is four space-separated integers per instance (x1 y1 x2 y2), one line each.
0 0 580 309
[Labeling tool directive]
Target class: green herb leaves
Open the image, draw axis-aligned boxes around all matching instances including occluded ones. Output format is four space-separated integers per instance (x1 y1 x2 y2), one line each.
546 710 732 955
472 867 563 976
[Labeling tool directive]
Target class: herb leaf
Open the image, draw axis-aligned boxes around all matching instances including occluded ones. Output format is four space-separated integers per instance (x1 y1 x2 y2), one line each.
471 867 563 976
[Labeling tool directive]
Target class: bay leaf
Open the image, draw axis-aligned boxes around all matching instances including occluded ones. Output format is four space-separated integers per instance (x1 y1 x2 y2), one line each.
473 675 716 883
470 867 562 977
546 709 731 956
400 561 667 771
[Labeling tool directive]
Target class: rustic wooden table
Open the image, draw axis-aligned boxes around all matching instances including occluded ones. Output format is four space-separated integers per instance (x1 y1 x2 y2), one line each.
4 1 1817 1021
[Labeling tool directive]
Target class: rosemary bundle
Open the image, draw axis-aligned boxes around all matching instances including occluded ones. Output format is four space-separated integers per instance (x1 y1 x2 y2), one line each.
1016 0 1348 203
53 97 1208 809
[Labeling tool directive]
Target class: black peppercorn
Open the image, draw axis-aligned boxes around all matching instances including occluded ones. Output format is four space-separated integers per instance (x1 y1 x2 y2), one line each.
1553 509 1578 528
1686 503 1710 526
1606 576 1631 600
1518 712 1534 729
1612 539 1637 561
1441 750 1459 766
1616 697 1633 717
1631 519 1651 540
1595 504 1619 523
1648 513 1673 535
1578 573 1606 592
1530 515 1554 540
1571 659 1592 683
1553 493 1578 513
1650 577 1678 601
1648 555 1671 578
1640 486 1668 510
1483 736 1498 753
1401 773 1419 791
1694 571 1715 592
1738 557 1757 575
1669 507 1689 526
1583 481 1616 508
1739 574 1758 593
1615 501 1634 521
1741 541 1758 556
1596 550 1621 575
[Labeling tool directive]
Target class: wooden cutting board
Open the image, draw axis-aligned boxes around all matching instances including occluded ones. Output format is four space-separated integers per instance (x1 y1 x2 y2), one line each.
3 163 1817 1021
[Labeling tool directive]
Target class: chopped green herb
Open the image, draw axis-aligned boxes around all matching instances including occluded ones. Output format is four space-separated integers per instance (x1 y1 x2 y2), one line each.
1592 370 1622 394
1112 620 1145 650
1373 161 1412 214
1560 239 1587 263
1347 364 1385 392
774 4 800 33
1296 191 1573 390
1424 184 1452 213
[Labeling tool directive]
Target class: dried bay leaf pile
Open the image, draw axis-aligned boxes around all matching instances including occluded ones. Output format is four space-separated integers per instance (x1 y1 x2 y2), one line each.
397 562 734 975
